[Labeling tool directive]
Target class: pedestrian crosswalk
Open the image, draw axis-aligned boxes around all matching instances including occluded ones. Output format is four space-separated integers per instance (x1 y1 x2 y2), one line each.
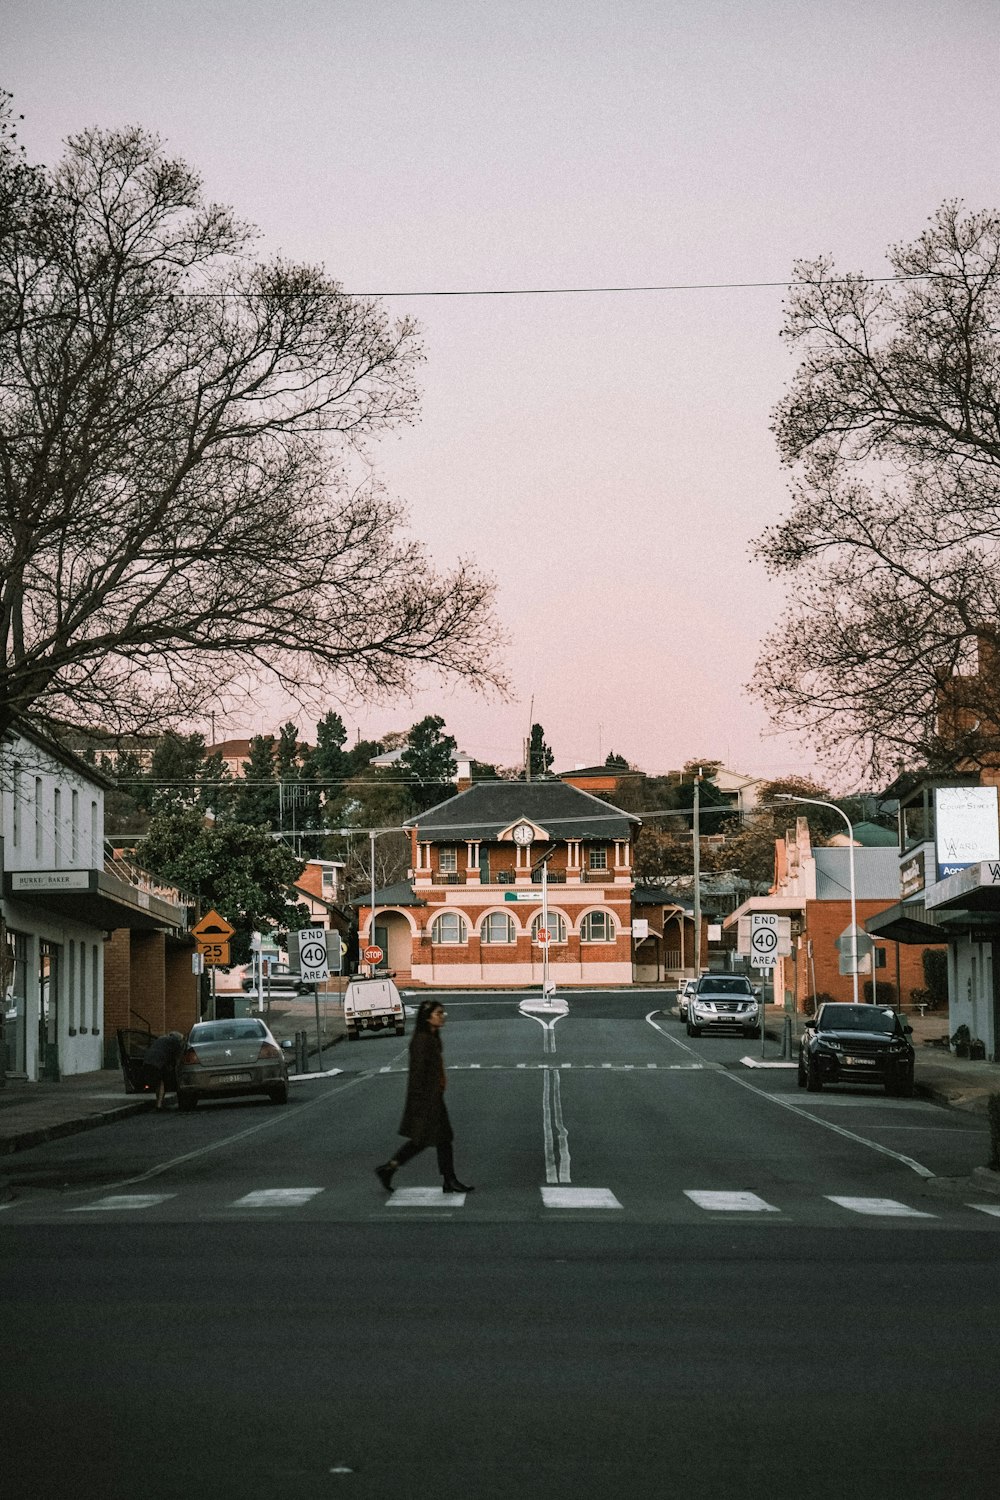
4 1184 1000 1224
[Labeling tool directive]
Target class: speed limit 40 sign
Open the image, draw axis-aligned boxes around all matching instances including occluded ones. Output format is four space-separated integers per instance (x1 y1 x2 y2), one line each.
737 913 792 968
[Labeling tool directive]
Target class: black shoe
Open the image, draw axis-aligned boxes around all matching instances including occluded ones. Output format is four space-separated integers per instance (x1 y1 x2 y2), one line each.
375 1163 396 1193
443 1178 474 1194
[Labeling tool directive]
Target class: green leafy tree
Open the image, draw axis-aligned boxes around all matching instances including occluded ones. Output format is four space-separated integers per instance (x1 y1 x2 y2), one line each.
139 810 308 965
145 731 208 812
234 735 279 827
400 715 457 812
528 723 554 778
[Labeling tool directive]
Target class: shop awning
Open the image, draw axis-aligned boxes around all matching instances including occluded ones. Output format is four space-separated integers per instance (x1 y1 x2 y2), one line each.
4 868 189 932
865 902 946 944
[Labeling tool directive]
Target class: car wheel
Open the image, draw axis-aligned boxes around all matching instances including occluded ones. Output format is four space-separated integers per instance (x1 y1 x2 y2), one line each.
687 1022 700 1037
347 1027 360 1041
806 1059 823 1092
177 1090 197 1112
744 1027 761 1039
268 1084 288 1105
395 1025 405 1036
797 1057 807 1089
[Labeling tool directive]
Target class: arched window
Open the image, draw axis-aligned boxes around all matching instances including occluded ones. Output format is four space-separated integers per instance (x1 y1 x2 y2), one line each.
431 912 468 945
581 910 616 943
531 911 567 945
480 912 516 944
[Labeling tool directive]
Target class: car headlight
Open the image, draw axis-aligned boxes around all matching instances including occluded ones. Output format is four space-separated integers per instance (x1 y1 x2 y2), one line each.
816 1039 842 1052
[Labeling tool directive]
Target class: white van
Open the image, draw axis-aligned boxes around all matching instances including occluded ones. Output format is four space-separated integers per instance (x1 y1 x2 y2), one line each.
343 977 405 1040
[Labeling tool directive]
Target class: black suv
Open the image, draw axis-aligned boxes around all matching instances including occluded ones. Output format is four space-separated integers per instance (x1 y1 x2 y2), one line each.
798 1003 915 1096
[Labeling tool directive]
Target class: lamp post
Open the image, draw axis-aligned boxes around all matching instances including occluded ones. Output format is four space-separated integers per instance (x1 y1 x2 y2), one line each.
775 794 860 1005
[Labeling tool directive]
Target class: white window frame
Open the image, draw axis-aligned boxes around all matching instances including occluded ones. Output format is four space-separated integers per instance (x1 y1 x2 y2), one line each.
531 911 567 945
431 911 468 945
581 910 615 943
438 847 458 873
480 911 516 944
588 846 608 870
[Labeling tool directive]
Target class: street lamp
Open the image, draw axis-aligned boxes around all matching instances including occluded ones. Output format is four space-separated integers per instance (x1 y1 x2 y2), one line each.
774 794 860 1005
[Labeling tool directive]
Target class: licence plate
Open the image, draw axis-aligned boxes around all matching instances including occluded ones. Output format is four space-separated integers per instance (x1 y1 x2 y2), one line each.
211 1072 253 1085
844 1056 876 1067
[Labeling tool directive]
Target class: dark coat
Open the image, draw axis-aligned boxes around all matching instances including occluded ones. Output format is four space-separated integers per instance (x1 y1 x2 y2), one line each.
399 1030 453 1148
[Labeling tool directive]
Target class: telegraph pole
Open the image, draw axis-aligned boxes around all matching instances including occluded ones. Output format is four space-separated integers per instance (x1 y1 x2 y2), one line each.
692 768 702 979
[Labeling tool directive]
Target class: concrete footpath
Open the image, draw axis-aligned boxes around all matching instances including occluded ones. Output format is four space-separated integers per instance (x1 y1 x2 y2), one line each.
0 1002 997 1168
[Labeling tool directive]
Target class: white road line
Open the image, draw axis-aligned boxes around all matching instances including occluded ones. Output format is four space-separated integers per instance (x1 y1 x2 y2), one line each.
95 1066 388 1194
684 1190 780 1213
542 1068 572 1183
644 1007 938 1179
230 1189 324 1208
827 1196 934 1218
71 1194 176 1212
970 1204 1000 1218
719 1068 937 1179
541 1187 622 1209
521 1006 566 1054
388 1187 467 1207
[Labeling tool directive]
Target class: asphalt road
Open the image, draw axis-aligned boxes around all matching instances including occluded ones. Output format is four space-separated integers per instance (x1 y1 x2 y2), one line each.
4 991 1000 1498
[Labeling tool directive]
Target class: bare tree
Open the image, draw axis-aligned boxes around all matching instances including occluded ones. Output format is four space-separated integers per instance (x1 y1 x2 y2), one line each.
0 103 505 743
751 203 1000 775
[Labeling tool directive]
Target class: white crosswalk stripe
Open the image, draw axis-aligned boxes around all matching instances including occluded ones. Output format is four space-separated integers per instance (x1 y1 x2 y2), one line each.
826 1195 934 1218
388 1187 467 1207
7 1185 1000 1223
230 1189 324 1208
684 1190 779 1213
70 1194 176 1212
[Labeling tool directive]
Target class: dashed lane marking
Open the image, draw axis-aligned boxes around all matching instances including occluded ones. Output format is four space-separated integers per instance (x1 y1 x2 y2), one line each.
970 1203 1000 1218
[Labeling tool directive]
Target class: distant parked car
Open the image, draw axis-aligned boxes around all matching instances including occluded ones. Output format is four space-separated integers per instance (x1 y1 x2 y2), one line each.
798 1003 914 1096
677 979 698 1021
176 1018 289 1110
241 963 309 996
687 974 760 1038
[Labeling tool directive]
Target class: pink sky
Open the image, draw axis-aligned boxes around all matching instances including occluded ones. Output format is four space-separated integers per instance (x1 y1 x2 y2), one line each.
8 0 1000 784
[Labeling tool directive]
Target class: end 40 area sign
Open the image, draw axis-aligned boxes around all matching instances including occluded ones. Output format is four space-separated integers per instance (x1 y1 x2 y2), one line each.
737 913 792 969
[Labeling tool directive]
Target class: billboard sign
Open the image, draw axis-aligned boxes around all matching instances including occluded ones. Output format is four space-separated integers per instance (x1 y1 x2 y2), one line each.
934 785 1000 880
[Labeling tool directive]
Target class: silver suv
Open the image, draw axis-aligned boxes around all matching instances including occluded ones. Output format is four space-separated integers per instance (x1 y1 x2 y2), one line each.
687 974 760 1038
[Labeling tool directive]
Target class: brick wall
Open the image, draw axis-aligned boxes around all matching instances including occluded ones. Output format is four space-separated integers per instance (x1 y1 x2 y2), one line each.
799 899 944 1007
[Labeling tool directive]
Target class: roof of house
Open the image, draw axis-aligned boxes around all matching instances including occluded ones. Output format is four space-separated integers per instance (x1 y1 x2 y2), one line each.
405 779 640 841
351 880 426 909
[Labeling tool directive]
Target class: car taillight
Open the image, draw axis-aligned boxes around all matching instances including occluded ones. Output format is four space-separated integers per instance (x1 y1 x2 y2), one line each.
258 1042 282 1060
181 1047 200 1065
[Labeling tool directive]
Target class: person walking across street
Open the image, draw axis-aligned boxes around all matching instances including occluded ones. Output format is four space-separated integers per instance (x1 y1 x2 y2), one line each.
143 1031 185 1112
375 999 474 1194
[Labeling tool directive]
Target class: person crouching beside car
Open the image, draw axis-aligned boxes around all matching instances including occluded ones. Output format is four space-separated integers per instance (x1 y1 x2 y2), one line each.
143 1031 184 1112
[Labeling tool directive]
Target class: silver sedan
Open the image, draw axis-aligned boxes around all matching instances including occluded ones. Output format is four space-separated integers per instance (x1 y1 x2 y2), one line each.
176 1018 289 1110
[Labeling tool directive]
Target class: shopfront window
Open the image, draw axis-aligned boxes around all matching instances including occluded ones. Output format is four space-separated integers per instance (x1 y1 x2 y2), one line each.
4 931 28 1075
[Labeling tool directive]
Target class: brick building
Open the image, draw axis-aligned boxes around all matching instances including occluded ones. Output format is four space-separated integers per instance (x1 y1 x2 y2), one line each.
725 817 941 1010
358 781 640 987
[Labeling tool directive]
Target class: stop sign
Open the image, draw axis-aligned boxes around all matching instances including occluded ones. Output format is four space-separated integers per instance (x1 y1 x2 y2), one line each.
363 944 383 964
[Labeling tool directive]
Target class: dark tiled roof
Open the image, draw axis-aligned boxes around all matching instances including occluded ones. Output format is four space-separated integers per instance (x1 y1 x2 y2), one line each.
406 780 640 841
350 881 425 909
